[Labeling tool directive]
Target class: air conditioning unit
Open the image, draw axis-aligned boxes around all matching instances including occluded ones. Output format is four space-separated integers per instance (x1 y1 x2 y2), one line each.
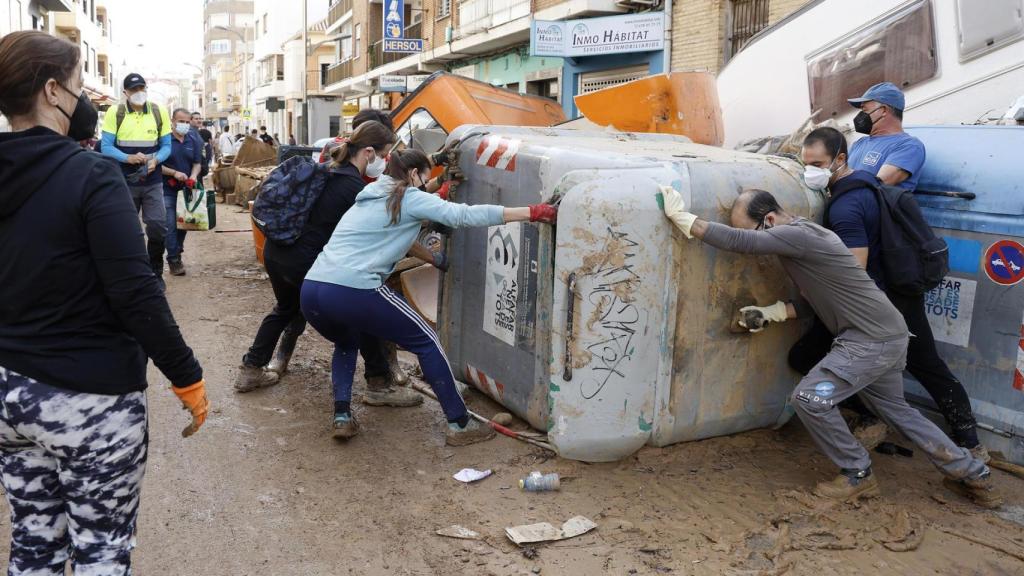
617 0 662 8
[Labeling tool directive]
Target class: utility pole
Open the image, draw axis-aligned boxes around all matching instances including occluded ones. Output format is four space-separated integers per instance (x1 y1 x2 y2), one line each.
301 0 309 145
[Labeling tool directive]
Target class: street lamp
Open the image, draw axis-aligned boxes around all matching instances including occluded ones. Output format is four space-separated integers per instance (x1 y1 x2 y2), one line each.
214 24 251 121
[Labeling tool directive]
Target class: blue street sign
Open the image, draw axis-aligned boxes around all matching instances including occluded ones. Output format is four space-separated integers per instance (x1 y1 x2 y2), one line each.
384 0 404 40
383 38 424 53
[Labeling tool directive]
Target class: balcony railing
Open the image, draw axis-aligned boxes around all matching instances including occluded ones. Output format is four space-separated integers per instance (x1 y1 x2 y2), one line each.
457 0 529 37
325 58 353 86
370 21 426 69
328 0 353 28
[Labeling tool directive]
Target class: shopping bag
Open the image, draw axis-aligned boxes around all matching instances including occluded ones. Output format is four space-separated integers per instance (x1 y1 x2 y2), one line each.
176 185 211 231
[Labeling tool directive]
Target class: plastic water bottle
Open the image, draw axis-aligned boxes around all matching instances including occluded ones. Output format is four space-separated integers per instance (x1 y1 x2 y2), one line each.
519 471 560 491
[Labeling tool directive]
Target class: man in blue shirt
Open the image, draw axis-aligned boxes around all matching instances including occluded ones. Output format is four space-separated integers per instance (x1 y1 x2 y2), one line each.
791 126 986 462
160 108 202 277
847 82 926 191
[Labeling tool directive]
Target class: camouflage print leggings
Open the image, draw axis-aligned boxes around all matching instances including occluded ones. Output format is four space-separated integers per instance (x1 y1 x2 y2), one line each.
0 366 147 576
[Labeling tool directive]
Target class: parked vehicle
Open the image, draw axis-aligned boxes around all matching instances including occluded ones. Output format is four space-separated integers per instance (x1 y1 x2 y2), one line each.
718 0 1024 148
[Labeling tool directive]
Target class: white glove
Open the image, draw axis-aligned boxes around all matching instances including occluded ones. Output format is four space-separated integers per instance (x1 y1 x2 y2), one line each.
738 301 789 333
659 186 698 239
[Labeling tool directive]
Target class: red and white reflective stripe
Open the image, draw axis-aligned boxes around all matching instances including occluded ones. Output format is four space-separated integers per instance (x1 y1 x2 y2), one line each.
1014 313 1024 392
464 364 504 400
475 136 520 171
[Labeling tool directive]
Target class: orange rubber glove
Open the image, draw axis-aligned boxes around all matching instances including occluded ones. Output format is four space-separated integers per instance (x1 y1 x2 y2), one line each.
173 380 210 438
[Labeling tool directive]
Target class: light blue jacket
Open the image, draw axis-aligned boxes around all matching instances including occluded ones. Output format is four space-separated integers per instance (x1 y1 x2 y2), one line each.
305 176 505 289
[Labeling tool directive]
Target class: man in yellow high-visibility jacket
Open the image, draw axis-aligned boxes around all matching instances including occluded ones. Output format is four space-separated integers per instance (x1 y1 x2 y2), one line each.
100 73 172 285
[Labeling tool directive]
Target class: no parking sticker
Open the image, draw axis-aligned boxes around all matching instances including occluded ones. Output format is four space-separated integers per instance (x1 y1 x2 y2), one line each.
983 240 1024 286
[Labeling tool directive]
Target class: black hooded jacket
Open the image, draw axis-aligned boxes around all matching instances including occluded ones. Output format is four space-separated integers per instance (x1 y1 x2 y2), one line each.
0 126 202 394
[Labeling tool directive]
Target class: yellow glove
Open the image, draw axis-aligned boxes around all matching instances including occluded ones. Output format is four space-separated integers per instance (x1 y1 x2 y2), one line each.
739 301 789 333
173 380 210 438
658 185 697 239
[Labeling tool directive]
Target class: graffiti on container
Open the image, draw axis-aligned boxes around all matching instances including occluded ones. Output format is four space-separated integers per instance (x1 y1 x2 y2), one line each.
578 227 647 400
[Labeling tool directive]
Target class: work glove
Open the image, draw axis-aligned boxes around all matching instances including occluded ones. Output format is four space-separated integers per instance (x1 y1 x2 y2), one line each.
431 251 449 272
173 380 210 438
430 138 462 167
738 301 789 333
658 185 698 239
529 203 558 224
438 164 464 184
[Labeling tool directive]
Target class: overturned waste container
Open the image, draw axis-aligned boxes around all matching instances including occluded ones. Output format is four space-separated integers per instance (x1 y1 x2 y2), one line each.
437 126 822 462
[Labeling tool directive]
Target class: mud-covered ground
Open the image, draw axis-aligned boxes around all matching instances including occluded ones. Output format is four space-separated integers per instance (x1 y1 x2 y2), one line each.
2 208 1022 575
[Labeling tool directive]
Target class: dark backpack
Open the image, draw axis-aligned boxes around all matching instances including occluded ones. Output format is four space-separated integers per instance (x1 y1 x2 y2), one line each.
251 156 330 246
861 181 949 296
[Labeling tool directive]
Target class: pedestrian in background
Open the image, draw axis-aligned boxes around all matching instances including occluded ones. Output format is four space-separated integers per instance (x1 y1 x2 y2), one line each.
100 71 172 287
0 31 209 576
161 108 203 277
288 133 297 146
218 127 236 158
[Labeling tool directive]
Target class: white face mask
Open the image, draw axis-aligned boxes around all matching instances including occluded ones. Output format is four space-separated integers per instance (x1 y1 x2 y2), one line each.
803 165 831 191
365 150 386 178
803 157 842 191
174 122 191 135
128 90 147 106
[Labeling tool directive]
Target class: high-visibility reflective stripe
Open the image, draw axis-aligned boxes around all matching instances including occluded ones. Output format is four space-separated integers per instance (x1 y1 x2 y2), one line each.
116 139 158 147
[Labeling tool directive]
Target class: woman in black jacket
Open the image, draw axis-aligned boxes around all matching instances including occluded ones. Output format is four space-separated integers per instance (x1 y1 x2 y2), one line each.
0 32 209 575
235 121 421 408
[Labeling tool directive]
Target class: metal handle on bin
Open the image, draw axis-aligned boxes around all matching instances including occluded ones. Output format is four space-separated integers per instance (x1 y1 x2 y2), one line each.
913 190 976 200
563 272 577 382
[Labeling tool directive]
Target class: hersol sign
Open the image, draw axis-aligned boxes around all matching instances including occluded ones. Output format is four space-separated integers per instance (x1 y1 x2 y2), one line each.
530 12 665 57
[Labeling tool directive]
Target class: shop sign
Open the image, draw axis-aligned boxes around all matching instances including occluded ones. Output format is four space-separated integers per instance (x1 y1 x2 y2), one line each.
531 12 665 57
383 0 404 40
380 75 408 92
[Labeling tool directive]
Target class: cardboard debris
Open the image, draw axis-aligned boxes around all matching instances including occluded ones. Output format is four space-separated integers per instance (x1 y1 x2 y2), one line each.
505 515 597 546
436 525 482 540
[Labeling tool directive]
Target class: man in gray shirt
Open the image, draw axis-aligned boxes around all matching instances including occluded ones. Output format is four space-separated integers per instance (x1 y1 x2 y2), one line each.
660 186 999 508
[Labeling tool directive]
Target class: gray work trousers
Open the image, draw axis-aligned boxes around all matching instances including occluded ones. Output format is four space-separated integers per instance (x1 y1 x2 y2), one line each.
791 335 987 480
129 181 166 275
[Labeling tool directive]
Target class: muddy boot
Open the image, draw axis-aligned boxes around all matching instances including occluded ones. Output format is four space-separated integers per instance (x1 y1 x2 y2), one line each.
363 376 423 407
852 418 889 452
969 444 992 465
445 419 495 447
332 412 359 440
813 468 880 502
943 472 1002 509
234 364 279 393
267 318 303 376
168 259 186 276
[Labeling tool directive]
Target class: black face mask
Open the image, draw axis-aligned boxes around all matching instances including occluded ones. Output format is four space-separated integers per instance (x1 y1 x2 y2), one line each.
56 84 99 141
853 110 874 135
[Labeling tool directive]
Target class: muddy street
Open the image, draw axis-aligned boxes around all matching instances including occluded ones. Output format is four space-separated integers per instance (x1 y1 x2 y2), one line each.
4 208 1021 576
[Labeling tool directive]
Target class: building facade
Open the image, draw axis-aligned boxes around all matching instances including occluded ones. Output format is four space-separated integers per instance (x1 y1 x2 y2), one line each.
671 0 809 74
314 0 810 127
202 0 254 131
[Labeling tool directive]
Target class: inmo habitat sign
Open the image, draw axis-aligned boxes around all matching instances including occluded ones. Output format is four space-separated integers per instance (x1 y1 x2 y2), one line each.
530 12 665 57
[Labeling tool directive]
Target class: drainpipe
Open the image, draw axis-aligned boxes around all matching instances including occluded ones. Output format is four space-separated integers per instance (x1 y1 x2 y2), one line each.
662 0 672 74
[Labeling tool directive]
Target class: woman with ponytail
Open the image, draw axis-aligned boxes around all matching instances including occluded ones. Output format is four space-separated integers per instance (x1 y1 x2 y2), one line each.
302 149 558 443
236 121 421 407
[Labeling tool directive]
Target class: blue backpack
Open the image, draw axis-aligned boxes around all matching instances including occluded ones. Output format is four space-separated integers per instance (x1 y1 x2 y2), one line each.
251 156 330 245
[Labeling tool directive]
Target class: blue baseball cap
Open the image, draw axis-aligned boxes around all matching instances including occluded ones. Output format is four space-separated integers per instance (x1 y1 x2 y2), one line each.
848 81 905 111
